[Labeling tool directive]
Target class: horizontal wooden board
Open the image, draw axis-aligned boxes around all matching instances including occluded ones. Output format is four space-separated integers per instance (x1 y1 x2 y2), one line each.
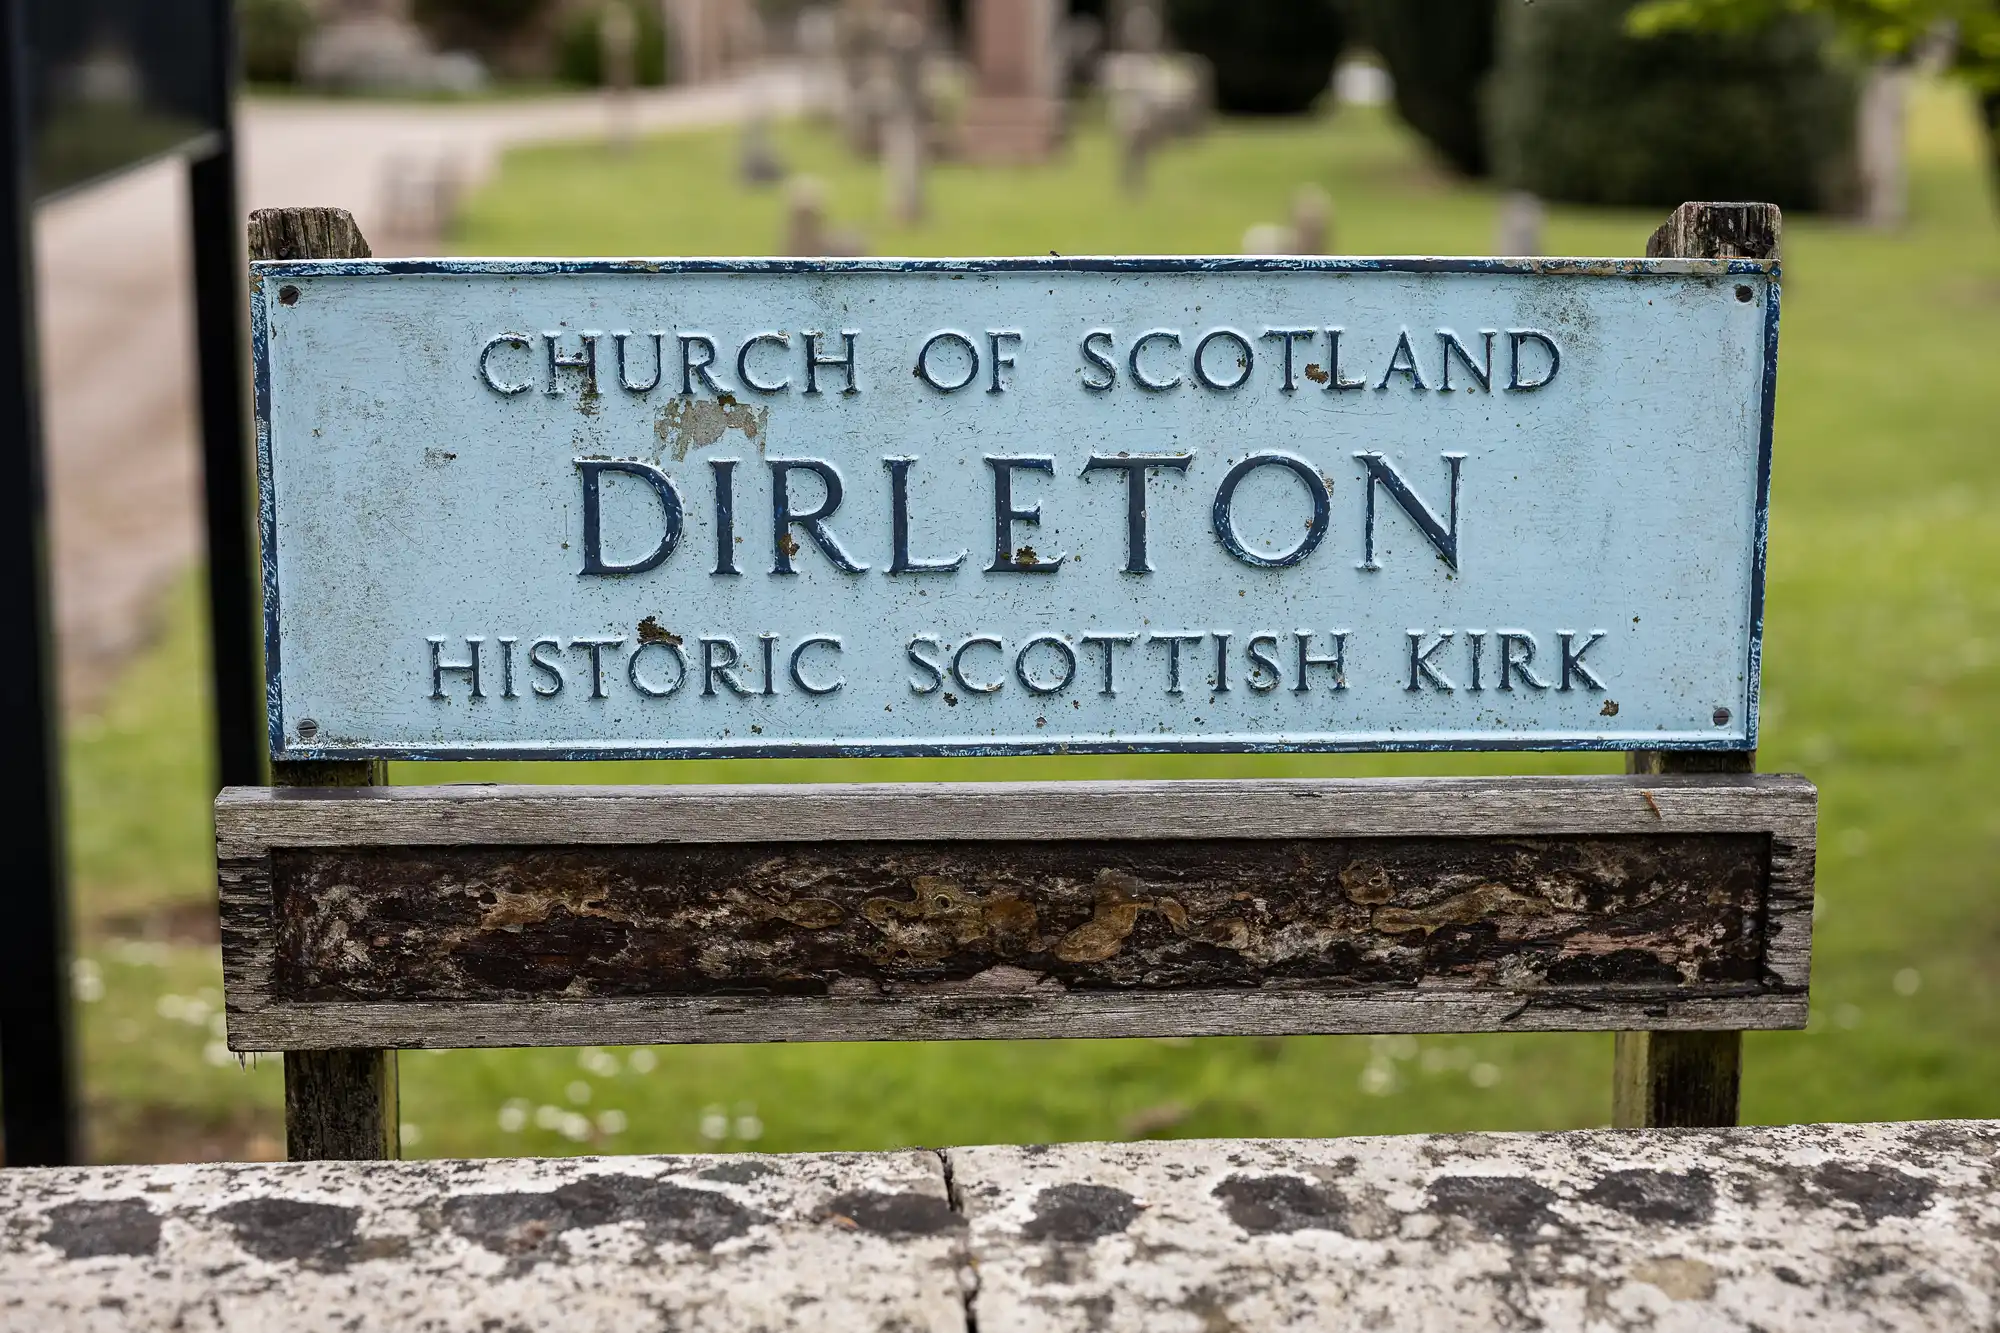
217 775 1815 1050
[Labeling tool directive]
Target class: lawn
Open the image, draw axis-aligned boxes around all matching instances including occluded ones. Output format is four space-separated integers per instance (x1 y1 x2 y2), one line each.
68 87 2000 1162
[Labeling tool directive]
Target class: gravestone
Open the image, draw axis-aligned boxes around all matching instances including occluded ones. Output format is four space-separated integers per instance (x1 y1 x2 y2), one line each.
961 0 1063 162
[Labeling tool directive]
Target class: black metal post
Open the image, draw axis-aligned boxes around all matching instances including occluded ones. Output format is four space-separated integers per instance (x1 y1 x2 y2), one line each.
0 0 79 1166
190 0 260 791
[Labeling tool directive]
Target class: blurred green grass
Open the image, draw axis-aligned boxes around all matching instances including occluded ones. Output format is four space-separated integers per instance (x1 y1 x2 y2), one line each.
68 88 2000 1161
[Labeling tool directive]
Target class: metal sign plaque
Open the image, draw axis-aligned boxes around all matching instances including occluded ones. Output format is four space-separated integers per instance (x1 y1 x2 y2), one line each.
252 257 1777 761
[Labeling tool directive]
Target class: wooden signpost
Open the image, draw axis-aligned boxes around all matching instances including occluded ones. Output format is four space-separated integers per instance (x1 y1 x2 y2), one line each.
227 201 1808 1160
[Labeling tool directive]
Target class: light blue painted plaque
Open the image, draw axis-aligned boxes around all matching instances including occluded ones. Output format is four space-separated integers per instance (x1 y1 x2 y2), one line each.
252 257 1777 761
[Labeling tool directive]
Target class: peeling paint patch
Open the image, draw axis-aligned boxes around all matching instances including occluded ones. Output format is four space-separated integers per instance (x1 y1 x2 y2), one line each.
654 394 768 461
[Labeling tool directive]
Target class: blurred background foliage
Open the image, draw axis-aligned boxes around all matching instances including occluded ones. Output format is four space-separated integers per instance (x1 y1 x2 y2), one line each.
1488 0 1860 209
1163 0 1349 115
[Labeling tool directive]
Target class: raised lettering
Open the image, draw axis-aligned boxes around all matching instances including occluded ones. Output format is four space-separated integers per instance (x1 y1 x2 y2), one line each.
544 331 598 397
479 333 533 395
614 331 664 393
701 636 752 696
1246 633 1282 692
986 456 1065 574
1081 632 1137 695
1081 453 1193 573
1129 329 1182 391
1080 329 1117 391
679 333 725 396
1294 631 1347 692
529 637 565 697
571 636 625 700
1192 328 1253 391
907 635 948 694
1377 329 1427 391
427 636 484 700
628 639 687 697
711 459 738 576
737 332 791 393
1407 629 1455 692
1149 631 1203 695
790 636 844 695
885 457 966 573
1212 453 1330 569
915 331 979 393
1355 452 1463 572
1262 328 1317 392
1558 630 1608 691
804 330 859 395
1015 635 1077 695
1498 631 1551 690
770 459 866 574
1324 327 1367 391
951 636 1004 694
1508 329 1561 391
1438 329 1495 393
577 459 683 577
987 329 1021 393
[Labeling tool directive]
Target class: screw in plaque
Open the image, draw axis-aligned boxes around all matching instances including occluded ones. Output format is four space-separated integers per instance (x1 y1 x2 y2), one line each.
296 718 320 741
279 285 301 306
1712 707 1732 726
1734 285 1753 303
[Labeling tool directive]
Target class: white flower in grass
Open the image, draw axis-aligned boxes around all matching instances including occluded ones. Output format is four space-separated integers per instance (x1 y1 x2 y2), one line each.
566 1080 593 1105
498 1101 529 1133
1469 1063 1502 1088
535 1104 565 1130
699 1105 728 1143
560 1113 592 1142
597 1109 628 1136
71 960 103 1003
203 1041 234 1068
628 1049 657 1074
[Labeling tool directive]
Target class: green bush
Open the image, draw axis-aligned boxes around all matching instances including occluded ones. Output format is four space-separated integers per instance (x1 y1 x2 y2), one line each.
238 0 314 84
558 1 671 87
1164 0 1347 116
1346 0 1496 177
1487 0 1858 211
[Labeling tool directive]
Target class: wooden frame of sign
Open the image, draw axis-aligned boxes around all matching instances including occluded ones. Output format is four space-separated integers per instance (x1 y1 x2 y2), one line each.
239 201 1800 1161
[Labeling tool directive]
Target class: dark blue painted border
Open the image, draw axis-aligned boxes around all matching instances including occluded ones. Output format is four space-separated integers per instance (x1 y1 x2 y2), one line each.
252 257 1779 763
252 254 1779 279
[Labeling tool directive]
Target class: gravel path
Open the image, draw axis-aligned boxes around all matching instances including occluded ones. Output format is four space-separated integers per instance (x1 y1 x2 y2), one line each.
33 68 809 714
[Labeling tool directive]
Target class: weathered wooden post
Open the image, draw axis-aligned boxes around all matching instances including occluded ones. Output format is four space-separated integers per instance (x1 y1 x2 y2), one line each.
1613 199 1783 1130
246 205 399 1162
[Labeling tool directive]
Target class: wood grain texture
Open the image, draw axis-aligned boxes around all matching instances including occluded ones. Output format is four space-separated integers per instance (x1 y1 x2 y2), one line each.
248 207 372 262
1644 201 1782 261
1613 1030 1742 1128
284 1047 399 1160
216 776 1816 1051
1616 198 1784 1130
215 775 1815 855
257 207 397 1161
270 834 1770 1000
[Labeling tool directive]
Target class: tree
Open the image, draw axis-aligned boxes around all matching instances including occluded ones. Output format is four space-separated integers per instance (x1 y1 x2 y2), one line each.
1629 0 2000 210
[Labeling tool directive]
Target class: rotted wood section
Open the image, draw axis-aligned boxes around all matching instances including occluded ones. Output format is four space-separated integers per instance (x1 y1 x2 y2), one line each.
215 775 1816 1050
